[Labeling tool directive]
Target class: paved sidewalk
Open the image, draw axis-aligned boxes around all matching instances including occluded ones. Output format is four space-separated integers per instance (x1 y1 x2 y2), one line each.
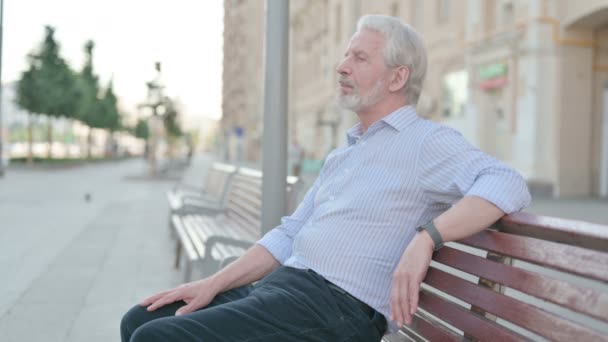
0 157 210 341
528 196 607 224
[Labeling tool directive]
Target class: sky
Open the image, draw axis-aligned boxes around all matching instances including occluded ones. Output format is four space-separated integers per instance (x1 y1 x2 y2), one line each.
4 0 224 126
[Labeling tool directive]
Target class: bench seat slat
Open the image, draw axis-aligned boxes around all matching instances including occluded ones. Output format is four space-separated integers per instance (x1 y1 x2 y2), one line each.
172 215 198 261
191 217 243 260
434 247 608 321
196 215 257 242
459 230 608 283
418 290 526 341
194 216 257 257
183 216 207 257
424 267 607 341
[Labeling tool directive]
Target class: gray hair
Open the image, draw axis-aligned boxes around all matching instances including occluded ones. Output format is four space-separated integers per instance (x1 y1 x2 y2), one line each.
356 15 428 104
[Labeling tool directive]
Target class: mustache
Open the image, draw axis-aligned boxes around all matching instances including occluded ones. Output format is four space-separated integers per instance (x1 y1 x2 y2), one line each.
338 77 356 88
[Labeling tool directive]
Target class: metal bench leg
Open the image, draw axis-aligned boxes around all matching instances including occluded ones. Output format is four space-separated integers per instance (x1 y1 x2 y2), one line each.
169 211 176 239
199 259 221 278
218 256 238 270
174 240 182 269
184 261 193 282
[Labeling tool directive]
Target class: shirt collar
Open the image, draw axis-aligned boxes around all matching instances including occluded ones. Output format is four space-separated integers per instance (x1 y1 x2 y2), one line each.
380 105 418 132
346 123 364 146
345 105 418 146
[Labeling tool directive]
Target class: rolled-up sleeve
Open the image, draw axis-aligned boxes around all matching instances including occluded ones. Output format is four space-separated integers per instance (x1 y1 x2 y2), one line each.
257 176 322 263
418 126 531 214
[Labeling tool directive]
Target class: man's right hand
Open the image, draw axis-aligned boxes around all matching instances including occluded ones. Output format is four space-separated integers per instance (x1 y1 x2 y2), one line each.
140 277 221 316
139 245 280 316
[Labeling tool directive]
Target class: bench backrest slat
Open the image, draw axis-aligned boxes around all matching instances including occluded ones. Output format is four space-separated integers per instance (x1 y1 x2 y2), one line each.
459 230 608 283
230 188 263 212
223 170 263 233
425 267 606 341
500 212 608 252
402 314 463 341
227 197 261 227
434 247 608 321
204 163 238 203
418 290 526 341
221 167 300 237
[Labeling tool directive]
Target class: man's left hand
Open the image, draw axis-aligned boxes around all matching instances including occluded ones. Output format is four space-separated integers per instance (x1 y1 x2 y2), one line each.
390 231 434 327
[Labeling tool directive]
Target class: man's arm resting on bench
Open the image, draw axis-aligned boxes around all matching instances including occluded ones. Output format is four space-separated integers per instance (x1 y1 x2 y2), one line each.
390 196 505 327
141 244 280 315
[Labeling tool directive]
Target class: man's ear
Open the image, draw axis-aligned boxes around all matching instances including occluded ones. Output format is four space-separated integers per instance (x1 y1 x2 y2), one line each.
388 66 409 93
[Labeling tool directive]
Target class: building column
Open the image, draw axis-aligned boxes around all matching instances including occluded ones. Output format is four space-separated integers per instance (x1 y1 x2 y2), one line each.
515 2 559 195
555 40 594 196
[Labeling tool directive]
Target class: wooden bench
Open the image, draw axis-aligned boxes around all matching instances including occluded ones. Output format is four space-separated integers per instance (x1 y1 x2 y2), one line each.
172 167 300 281
384 212 608 342
167 162 237 219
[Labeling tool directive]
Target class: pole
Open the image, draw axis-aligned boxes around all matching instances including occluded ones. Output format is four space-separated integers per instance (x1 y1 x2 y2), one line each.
261 0 289 233
0 0 4 177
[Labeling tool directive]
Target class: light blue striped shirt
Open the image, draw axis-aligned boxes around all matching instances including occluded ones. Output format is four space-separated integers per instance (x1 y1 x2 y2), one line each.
257 105 531 332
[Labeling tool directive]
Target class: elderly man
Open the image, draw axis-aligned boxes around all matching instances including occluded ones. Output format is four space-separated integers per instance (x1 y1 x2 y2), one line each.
121 15 530 341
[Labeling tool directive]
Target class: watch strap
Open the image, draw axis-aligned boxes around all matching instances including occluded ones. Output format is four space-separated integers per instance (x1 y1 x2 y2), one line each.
417 221 444 251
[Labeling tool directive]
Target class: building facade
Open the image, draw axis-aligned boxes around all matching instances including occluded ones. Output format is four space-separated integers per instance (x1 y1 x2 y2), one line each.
222 0 608 198
222 0 265 163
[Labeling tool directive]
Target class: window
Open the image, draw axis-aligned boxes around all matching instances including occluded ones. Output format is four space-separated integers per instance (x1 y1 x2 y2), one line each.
411 0 424 30
391 2 400 17
441 70 468 118
437 0 450 23
335 4 342 43
501 1 514 26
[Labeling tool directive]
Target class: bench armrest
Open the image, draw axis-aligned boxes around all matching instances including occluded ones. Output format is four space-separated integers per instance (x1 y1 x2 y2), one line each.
204 236 254 259
181 194 219 204
177 206 225 216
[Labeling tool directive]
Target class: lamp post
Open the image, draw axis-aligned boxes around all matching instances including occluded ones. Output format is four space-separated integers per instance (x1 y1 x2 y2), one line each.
261 0 289 234
0 0 4 177
137 62 165 176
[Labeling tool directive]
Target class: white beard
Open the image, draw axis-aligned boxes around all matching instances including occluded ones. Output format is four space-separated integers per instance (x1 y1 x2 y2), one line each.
338 78 387 112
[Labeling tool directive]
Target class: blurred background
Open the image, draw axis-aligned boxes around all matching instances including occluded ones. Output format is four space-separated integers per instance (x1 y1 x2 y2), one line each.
0 0 607 341
221 0 608 200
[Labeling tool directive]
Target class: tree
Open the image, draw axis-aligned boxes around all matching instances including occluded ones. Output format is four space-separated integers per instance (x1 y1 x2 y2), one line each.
134 119 149 159
99 79 122 157
134 119 149 140
162 96 182 138
34 26 78 158
75 40 103 159
15 55 44 164
99 80 121 131
16 26 79 160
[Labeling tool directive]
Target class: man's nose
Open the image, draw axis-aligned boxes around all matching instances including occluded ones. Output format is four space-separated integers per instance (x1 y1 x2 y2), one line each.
336 59 350 76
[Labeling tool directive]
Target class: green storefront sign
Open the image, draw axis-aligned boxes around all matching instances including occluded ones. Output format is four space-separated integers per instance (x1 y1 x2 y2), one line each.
479 63 507 80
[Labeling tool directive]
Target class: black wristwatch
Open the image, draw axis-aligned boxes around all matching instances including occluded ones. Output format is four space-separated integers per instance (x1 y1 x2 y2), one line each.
416 221 444 251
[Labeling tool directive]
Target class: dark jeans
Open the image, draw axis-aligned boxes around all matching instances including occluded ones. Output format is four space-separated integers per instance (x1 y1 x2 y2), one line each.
121 266 387 341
